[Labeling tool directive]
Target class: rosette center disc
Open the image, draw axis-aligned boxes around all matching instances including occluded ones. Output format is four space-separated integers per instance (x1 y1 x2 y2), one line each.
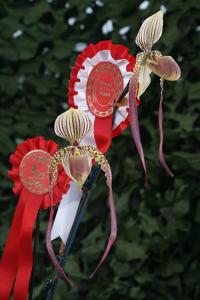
86 62 124 118
19 150 57 195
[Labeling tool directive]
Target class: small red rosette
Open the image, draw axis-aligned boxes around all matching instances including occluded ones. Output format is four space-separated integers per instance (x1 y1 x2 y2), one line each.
0 136 70 300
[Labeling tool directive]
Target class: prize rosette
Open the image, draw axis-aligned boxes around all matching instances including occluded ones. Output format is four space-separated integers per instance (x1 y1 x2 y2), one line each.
0 136 70 300
68 40 136 153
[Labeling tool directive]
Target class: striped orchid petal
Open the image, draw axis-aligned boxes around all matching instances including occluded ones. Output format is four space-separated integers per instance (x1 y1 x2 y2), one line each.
135 11 163 51
147 55 181 81
54 108 92 145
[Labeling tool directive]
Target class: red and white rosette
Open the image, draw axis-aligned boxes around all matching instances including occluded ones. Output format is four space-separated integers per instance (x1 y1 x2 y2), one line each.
68 40 136 152
0 137 70 300
51 41 136 245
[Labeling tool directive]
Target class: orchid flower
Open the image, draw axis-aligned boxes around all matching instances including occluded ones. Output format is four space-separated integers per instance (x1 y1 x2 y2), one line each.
46 108 117 284
129 11 181 181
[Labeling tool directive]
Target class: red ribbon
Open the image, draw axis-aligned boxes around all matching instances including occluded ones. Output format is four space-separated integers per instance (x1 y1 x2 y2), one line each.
13 190 43 300
0 192 26 299
94 116 113 154
0 137 69 300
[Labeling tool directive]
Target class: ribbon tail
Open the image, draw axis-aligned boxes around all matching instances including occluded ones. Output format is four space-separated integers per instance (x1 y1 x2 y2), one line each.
90 165 117 278
51 181 82 244
0 194 26 300
129 77 148 185
94 116 112 154
13 189 42 300
158 79 174 177
46 204 74 287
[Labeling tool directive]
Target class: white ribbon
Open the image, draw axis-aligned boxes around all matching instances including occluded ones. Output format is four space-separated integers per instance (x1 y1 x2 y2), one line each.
51 49 131 244
51 182 82 243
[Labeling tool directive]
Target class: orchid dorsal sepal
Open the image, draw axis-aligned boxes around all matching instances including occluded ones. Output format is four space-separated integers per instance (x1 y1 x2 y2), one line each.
54 108 92 145
136 10 163 51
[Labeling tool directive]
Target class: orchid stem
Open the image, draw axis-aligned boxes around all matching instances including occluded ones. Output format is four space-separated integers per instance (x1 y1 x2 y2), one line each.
118 80 130 102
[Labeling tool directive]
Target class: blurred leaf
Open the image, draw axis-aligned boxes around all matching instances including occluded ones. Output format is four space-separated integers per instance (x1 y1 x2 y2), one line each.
14 35 38 59
115 240 147 261
22 2 51 25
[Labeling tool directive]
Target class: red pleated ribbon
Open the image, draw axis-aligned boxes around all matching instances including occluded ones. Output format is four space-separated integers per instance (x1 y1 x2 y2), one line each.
0 189 42 300
13 190 43 300
0 192 26 299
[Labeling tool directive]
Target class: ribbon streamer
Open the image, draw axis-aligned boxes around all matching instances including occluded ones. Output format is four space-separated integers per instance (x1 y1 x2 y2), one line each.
51 182 82 243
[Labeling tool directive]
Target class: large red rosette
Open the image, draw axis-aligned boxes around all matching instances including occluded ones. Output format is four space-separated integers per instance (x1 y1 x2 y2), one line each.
0 136 70 300
68 40 137 153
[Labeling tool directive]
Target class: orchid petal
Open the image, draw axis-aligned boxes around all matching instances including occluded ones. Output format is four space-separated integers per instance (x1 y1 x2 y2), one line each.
80 146 117 277
46 205 74 286
90 163 117 278
137 64 152 98
147 55 181 81
158 79 174 177
128 76 148 185
135 10 163 51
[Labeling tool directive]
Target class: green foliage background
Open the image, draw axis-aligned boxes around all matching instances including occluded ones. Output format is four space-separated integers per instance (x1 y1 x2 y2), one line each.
0 0 199 299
